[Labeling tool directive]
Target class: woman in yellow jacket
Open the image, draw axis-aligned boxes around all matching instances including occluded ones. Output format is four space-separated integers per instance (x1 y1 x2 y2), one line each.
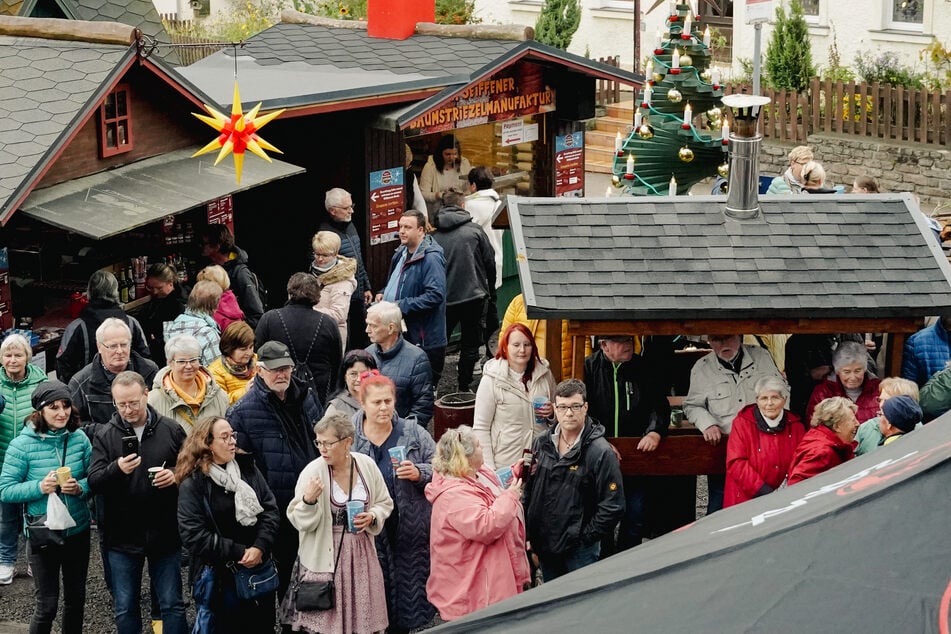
207 321 258 405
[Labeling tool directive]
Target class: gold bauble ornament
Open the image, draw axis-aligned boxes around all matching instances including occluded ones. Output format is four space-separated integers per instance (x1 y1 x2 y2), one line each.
667 88 683 103
611 174 621 186
700 69 712 81
706 107 722 120
653 72 666 83
717 162 729 178
638 123 655 140
680 53 693 67
678 146 695 162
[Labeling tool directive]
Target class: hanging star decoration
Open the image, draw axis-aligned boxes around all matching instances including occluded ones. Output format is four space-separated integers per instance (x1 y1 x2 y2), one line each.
191 82 285 184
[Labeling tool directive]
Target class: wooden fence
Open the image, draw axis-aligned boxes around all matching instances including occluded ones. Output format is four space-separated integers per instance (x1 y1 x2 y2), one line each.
596 55 621 107
724 78 951 147
160 15 225 66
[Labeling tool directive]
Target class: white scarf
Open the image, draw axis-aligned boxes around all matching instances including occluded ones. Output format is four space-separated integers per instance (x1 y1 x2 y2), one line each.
209 460 263 526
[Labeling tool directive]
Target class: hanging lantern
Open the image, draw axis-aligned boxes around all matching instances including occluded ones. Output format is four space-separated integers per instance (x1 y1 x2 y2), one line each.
678 146 695 162
717 162 730 178
680 53 693 67
667 88 683 103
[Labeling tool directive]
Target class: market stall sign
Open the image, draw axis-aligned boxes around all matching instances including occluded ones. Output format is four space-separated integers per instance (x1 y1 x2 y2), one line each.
404 62 556 136
207 195 234 234
369 167 405 246
554 131 585 197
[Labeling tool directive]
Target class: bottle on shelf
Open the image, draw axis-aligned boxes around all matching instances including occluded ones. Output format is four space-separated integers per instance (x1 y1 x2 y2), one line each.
118 269 129 303
126 266 136 301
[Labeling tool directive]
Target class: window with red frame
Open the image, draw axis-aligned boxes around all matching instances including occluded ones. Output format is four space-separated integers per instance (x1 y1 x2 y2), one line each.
99 85 133 157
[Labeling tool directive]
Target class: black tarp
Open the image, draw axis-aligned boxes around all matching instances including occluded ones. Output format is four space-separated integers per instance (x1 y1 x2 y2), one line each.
434 413 951 633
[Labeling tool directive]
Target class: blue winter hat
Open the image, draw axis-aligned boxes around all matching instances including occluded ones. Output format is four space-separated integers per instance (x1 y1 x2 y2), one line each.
882 395 922 434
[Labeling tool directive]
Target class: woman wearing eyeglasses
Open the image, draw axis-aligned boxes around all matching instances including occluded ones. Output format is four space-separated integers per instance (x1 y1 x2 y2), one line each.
352 373 436 633
282 412 393 633
177 416 280 633
325 350 378 420
149 335 229 435
309 231 357 354
472 323 556 471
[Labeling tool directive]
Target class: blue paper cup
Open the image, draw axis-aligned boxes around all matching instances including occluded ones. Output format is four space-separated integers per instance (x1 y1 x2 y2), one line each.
532 396 549 425
388 445 407 474
346 500 364 533
496 466 514 489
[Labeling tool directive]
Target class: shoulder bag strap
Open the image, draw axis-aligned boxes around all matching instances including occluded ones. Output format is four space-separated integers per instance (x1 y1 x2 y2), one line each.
330 458 353 577
301 314 322 365
274 310 300 359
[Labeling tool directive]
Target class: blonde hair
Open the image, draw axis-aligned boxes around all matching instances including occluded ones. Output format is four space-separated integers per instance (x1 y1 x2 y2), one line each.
432 426 478 477
197 264 230 291
311 231 341 255
879 377 919 401
810 396 857 429
789 145 814 164
801 161 826 187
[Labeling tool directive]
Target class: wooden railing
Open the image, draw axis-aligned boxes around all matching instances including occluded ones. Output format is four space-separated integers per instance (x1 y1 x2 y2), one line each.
160 16 225 66
724 79 951 147
596 55 622 107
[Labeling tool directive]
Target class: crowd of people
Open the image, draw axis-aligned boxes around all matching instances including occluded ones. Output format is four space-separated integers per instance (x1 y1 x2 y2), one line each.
0 137 945 633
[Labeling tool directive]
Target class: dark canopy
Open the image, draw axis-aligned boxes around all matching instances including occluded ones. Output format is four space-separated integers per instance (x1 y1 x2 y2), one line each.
435 412 951 633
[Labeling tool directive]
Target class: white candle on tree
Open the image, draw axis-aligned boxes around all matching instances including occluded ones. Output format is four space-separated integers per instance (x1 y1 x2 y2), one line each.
669 175 678 196
683 102 692 125
671 49 681 70
703 26 711 47
626 154 635 175
614 131 622 153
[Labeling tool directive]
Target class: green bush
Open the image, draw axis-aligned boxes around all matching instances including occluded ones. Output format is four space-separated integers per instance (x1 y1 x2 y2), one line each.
535 0 581 50
854 50 925 89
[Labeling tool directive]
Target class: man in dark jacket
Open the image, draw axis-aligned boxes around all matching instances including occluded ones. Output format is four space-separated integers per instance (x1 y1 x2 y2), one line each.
376 209 447 388
200 223 265 327
584 336 671 553
432 190 496 391
523 378 624 582
320 187 372 350
88 371 187 634
56 270 150 383
69 318 159 431
365 301 433 426
254 273 342 404
226 340 323 600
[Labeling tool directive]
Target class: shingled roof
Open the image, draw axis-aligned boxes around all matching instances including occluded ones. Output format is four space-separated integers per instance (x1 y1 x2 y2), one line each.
178 22 638 114
508 194 951 322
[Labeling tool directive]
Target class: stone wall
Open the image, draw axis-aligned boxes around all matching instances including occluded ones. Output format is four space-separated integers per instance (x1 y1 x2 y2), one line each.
759 135 950 214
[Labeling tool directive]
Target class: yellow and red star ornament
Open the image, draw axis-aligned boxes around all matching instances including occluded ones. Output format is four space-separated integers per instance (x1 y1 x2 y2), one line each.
192 82 285 184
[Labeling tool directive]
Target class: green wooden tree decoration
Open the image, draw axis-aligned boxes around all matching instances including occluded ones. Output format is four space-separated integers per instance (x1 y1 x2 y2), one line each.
534 0 581 50
613 3 728 195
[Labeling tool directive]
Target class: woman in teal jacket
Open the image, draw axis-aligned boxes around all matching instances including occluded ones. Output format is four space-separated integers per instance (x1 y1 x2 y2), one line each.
0 333 49 584
0 381 92 634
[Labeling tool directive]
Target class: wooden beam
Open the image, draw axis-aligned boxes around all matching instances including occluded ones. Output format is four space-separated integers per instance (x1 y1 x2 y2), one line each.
888 332 906 377
566 318 924 336
609 432 726 476
571 333 586 379
281 9 367 29
416 22 535 41
0 15 135 44
546 319 563 382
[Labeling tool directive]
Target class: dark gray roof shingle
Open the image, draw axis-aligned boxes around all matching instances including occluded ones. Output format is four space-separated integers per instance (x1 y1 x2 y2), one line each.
509 194 951 321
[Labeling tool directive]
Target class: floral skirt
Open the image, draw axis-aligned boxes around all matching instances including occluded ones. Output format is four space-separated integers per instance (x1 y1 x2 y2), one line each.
280 525 388 634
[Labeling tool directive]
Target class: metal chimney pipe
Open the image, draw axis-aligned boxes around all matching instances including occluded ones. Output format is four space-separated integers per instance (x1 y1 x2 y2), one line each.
722 94 772 220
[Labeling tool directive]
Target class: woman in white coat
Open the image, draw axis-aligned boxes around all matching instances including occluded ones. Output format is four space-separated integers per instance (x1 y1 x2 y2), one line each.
472 323 556 471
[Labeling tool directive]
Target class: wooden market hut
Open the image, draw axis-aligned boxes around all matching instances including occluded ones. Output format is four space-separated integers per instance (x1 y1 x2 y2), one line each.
506 192 951 479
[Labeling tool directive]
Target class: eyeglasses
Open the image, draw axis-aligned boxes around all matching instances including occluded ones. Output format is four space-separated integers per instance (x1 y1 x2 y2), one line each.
554 403 586 413
102 342 131 352
172 357 201 367
334 204 355 211
114 400 143 411
216 432 237 443
345 370 363 379
314 438 347 449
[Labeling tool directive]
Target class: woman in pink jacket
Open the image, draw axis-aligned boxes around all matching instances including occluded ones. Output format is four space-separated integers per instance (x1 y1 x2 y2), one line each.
425 425 530 621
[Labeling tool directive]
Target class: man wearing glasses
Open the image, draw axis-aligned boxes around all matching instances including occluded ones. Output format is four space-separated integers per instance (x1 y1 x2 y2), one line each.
68 317 159 431
523 378 624 582
319 187 373 349
88 371 187 634
226 340 323 600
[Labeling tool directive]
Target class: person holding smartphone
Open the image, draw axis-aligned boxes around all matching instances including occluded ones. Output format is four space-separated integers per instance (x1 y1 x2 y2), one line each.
88 371 188 634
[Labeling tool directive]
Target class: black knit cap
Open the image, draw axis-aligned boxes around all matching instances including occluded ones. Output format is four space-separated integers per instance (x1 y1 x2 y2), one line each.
882 395 922 434
31 380 72 411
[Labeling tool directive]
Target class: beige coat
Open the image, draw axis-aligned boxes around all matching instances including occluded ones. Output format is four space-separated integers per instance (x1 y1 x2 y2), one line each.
286 452 394 573
314 255 357 352
472 357 556 471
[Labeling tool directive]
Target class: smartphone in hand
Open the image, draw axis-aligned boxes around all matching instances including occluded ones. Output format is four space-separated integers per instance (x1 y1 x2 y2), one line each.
121 435 139 457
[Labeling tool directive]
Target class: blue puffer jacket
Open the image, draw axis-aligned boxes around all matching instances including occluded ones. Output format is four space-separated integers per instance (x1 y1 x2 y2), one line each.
385 235 447 350
366 337 433 426
226 376 322 510
902 321 951 386
0 424 91 536
0 364 48 463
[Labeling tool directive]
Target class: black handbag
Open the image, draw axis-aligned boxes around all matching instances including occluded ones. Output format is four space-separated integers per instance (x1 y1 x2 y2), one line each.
26 435 69 549
293 458 353 612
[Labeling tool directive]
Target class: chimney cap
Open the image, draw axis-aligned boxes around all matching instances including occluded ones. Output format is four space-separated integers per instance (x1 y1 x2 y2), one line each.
721 94 771 109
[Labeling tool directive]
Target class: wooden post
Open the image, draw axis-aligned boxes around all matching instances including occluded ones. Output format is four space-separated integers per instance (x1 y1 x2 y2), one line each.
545 319 564 382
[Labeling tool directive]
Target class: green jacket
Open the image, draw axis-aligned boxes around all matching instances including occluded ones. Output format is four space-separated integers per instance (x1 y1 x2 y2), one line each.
0 424 92 536
0 364 48 462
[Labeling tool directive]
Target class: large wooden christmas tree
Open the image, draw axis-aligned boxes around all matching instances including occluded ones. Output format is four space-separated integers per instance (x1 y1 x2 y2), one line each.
613 2 728 195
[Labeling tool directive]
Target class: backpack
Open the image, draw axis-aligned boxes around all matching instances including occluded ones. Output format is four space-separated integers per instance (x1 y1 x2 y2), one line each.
234 262 268 311
275 309 329 398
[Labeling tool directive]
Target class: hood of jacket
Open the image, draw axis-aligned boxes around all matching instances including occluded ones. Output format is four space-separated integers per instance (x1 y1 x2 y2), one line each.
314 255 357 286
396 234 444 266
0 363 47 389
425 469 471 505
555 416 607 457
216 290 244 320
224 246 250 267
176 308 218 330
482 356 551 386
153 364 220 395
434 206 472 231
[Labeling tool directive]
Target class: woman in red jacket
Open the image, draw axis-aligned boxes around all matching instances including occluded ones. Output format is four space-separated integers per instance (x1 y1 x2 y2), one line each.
425 425 529 621
724 377 807 507
787 397 859 486
806 341 881 424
